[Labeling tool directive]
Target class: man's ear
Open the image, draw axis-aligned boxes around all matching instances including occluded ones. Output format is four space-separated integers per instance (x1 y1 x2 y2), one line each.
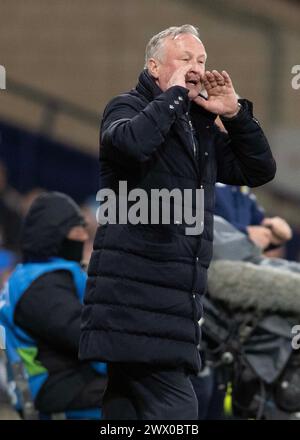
147 58 160 79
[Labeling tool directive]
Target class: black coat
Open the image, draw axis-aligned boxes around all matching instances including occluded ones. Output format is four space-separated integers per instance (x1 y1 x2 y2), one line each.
79 70 276 374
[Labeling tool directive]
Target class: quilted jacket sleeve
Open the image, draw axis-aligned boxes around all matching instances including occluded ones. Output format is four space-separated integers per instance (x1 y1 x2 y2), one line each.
100 86 189 163
216 100 276 187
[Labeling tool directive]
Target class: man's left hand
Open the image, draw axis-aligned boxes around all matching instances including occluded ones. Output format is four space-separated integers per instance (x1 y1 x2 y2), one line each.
193 70 239 117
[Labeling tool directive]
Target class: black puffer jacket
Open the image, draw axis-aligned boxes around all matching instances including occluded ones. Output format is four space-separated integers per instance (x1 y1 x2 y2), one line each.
79 70 276 374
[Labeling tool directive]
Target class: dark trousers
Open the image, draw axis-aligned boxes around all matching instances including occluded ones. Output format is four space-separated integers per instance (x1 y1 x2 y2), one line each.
102 363 198 420
191 367 226 420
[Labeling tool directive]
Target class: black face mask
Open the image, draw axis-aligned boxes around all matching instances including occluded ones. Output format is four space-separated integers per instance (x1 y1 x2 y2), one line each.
58 238 84 263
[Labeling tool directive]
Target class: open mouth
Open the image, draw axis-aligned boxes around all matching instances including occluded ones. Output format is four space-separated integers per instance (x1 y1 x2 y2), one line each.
185 80 199 86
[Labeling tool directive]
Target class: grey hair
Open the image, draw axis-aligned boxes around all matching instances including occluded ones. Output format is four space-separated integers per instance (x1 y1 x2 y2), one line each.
144 25 201 68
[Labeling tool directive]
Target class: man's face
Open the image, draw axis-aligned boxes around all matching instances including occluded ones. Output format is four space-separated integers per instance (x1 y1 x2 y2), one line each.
151 33 207 100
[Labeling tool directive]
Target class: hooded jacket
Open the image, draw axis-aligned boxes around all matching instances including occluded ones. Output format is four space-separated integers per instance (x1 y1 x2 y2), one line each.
79 70 276 374
10 192 105 412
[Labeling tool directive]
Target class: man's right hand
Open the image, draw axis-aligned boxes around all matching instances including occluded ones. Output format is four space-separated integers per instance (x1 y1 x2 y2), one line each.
166 64 193 90
246 225 273 250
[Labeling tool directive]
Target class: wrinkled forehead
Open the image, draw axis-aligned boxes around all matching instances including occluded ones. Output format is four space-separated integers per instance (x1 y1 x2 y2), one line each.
162 33 207 59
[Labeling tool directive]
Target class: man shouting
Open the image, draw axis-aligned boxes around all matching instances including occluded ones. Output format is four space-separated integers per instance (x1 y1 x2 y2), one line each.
79 24 276 420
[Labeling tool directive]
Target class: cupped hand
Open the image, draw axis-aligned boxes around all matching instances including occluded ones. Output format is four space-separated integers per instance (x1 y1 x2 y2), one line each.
166 64 194 90
193 70 239 117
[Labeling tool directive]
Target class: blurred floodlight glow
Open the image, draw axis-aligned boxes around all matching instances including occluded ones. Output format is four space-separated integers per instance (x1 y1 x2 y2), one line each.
0 65 6 90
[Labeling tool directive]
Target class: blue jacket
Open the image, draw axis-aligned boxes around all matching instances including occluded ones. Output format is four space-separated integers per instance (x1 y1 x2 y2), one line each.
214 183 265 234
0 258 105 405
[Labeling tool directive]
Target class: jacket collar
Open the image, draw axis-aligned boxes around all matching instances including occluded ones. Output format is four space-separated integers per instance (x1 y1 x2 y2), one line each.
136 69 162 101
136 69 217 122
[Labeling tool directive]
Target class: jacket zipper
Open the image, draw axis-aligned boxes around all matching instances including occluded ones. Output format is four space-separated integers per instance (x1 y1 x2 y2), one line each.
187 115 205 362
187 117 197 158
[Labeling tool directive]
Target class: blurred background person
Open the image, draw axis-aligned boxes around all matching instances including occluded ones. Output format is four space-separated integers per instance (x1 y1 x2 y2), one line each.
214 114 292 257
215 183 292 256
0 192 106 418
